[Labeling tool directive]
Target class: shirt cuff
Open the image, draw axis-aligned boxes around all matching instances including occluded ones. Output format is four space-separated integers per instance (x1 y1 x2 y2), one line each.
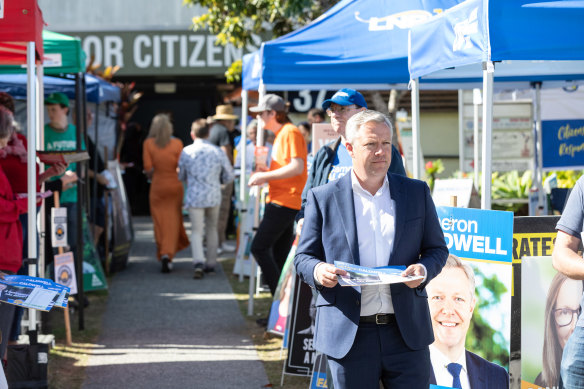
313 262 324 287
419 263 428 283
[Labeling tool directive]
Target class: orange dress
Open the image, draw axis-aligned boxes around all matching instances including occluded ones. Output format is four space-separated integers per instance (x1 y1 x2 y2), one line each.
143 137 189 261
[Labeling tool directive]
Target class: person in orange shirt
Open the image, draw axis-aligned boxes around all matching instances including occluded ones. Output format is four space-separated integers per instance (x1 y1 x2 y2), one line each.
248 94 307 295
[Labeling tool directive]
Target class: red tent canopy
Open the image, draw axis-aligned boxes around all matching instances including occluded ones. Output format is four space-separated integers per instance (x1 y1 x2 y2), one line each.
0 0 44 65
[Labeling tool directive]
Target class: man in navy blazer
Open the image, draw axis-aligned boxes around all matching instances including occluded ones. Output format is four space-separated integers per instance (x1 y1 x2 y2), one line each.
426 255 509 389
295 110 448 388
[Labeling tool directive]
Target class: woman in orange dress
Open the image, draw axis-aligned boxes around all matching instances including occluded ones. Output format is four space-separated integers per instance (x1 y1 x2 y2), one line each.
143 114 189 272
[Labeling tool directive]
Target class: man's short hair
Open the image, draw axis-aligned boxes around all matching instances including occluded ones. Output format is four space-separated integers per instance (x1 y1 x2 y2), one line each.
345 110 393 144
443 254 476 297
191 118 210 138
308 108 325 121
0 92 15 114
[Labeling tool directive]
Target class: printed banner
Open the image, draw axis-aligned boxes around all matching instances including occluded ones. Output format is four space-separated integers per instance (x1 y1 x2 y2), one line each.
521 256 579 389
433 206 513 388
267 244 296 340
542 119 584 170
510 216 581 389
54 252 78 295
285 274 315 376
437 206 514 263
310 352 328 389
51 207 68 248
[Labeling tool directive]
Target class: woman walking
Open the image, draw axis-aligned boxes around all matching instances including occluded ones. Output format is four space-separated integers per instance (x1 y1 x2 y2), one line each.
143 114 189 272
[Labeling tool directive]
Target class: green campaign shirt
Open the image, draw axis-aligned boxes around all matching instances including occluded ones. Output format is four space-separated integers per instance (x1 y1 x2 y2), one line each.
44 123 85 204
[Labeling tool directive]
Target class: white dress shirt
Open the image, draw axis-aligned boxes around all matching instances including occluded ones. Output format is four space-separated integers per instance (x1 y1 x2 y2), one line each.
430 345 471 389
350 170 396 316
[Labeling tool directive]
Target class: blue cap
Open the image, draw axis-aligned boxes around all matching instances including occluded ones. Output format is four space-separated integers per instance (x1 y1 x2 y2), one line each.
322 88 367 110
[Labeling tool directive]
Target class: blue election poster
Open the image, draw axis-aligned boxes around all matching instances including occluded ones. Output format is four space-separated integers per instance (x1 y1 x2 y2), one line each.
436 206 514 263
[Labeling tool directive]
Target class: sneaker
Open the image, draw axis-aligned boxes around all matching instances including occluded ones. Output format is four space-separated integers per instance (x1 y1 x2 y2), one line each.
161 255 171 273
193 263 204 279
204 266 216 275
221 242 236 252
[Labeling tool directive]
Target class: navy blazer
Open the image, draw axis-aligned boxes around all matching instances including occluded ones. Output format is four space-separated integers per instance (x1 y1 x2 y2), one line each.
430 350 510 389
294 172 448 359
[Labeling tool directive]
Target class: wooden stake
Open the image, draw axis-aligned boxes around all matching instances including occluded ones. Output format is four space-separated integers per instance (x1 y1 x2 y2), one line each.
54 191 73 346
450 195 458 208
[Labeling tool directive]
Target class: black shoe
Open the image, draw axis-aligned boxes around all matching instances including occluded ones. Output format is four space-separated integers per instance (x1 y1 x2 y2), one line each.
193 263 204 279
204 266 216 275
255 317 268 327
161 256 171 273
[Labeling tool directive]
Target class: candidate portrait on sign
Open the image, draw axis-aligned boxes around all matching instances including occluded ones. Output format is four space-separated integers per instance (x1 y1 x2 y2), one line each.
426 255 510 389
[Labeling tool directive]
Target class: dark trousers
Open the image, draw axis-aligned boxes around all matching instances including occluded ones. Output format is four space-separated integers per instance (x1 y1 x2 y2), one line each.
327 322 430 389
250 203 297 295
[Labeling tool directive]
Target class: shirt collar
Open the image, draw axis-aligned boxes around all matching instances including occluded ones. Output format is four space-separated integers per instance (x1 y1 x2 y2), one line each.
429 344 468 373
350 169 389 198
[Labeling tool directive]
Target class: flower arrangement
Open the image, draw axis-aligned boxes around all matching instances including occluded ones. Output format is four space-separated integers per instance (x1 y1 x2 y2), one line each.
425 159 444 192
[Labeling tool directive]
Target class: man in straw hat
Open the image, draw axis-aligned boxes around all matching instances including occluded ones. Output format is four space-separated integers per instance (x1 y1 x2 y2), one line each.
209 104 238 253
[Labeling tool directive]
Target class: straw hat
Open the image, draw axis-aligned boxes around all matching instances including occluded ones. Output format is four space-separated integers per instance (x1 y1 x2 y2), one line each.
213 104 238 120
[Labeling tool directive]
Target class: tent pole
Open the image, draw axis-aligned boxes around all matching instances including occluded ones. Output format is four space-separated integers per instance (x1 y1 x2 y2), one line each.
248 82 266 317
37 64 45 279
75 72 85 330
457 90 464 173
26 42 38 331
473 89 481 190
411 78 421 180
534 83 545 212
481 62 494 210
239 89 248 283
240 89 248 206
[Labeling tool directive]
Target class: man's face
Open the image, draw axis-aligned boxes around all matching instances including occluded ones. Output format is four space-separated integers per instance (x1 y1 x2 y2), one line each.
426 267 476 353
256 110 275 131
308 112 323 125
47 104 68 125
327 103 363 136
222 120 236 131
346 121 392 180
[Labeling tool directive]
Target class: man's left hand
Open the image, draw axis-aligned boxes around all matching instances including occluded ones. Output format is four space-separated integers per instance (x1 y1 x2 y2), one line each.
248 172 268 186
401 264 426 288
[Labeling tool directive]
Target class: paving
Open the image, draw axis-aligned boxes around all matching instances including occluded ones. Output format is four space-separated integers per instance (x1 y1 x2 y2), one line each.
82 216 269 389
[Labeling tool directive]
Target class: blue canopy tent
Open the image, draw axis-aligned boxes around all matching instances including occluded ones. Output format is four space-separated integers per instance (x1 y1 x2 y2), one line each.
408 0 584 209
245 0 462 91
0 73 121 103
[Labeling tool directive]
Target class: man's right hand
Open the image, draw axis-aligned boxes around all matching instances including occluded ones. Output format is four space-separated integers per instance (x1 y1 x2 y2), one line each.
315 263 347 288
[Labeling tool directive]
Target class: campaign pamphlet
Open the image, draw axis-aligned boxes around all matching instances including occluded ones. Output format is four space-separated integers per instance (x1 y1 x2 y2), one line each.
254 146 269 172
0 275 70 311
334 261 423 286
37 150 90 165
15 191 53 200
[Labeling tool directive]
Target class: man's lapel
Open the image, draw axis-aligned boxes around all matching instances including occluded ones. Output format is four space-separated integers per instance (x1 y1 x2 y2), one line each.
333 173 360 265
465 351 486 389
388 173 405 262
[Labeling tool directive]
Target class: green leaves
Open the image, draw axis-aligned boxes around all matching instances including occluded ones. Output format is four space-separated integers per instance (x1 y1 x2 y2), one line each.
183 0 340 81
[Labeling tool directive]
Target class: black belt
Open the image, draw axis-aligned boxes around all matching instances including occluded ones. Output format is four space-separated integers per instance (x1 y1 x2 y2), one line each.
359 313 396 325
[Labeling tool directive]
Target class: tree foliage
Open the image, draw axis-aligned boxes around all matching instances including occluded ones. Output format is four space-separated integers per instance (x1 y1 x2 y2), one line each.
183 0 339 81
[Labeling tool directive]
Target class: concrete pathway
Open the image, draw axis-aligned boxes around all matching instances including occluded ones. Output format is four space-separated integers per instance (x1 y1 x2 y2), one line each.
82 216 269 389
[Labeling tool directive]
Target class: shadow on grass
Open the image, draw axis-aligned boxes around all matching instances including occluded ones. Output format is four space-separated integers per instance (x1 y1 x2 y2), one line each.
221 257 311 388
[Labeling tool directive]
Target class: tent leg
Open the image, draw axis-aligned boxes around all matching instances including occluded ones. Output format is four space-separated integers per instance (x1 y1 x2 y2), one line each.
26 42 38 331
534 83 545 212
473 89 481 191
481 62 494 210
411 78 421 180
